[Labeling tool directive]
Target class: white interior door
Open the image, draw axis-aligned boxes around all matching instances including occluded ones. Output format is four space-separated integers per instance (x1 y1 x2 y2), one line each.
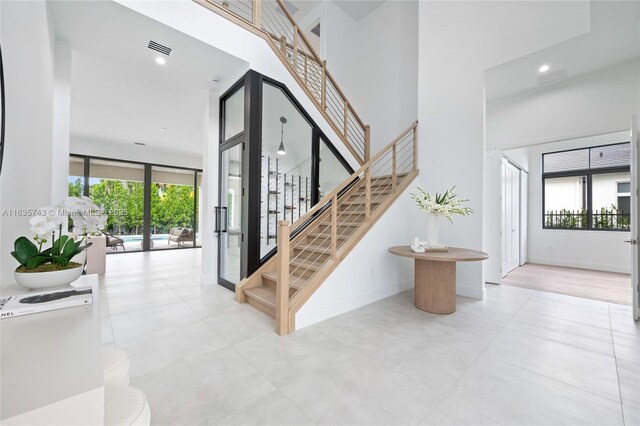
520 171 528 265
631 116 639 320
502 159 521 276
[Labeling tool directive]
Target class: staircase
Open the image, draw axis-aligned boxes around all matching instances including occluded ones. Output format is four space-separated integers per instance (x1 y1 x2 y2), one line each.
196 0 370 164
237 122 418 334
196 0 419 334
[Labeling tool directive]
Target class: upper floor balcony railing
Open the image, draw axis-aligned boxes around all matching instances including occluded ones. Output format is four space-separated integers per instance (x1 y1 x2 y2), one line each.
197 0 370 164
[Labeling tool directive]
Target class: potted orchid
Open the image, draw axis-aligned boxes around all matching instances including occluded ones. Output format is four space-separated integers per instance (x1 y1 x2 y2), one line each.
410 186 473 245
12 196 108 289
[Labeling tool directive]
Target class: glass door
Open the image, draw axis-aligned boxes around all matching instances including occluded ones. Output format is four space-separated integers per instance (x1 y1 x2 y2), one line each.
218 143 243 287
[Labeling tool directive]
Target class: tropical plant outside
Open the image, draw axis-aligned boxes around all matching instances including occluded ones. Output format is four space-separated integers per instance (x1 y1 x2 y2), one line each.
68 178 196 236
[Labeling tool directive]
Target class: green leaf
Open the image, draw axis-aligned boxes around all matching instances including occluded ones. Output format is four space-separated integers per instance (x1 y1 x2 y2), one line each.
11 250 28 267
14 237 38 261
52 235 69 255
26 256 51 269
61 239 76 259
50 255 69 267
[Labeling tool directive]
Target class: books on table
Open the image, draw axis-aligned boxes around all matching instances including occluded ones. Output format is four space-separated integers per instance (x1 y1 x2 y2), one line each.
0 284 93 320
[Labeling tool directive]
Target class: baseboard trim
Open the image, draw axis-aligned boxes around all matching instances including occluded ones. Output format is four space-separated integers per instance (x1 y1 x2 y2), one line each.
527 257 631 274
295 279 414 330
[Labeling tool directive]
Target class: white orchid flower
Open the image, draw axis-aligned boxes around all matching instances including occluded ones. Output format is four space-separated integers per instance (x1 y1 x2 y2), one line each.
30 215 56 239
64 196 84 211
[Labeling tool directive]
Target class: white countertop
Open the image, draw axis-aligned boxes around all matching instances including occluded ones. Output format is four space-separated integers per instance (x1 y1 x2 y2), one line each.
0 275 104 421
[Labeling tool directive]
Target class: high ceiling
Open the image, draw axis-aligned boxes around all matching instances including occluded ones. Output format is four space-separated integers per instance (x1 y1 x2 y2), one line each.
289 0 385 22
50 1 248 157
486 1 640 100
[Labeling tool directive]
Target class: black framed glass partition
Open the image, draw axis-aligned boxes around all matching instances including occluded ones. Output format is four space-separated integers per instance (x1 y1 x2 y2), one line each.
68 155 202 253
318 136 352 198
260 82 314 258
217 70 354 289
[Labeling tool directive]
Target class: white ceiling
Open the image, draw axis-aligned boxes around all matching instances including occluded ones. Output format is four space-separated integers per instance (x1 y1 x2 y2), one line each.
332 0 385 22
486 1 640 100
50 1 248 157
289 0 385 22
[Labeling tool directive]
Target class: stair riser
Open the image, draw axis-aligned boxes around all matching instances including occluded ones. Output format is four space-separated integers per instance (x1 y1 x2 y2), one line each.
292 248 331 264
304 235 348 246
245 295 275 318
317 223 362 233
337 209 367 217
262 278 300 297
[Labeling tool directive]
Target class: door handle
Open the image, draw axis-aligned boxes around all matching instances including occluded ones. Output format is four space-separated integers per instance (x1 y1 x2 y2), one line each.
214 207 222 234
624 239 638 245
221 207 228 233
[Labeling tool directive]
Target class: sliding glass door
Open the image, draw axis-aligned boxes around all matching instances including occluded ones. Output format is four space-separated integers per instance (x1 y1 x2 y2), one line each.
88 159 145 252
68 155 201 253
151 166 198 250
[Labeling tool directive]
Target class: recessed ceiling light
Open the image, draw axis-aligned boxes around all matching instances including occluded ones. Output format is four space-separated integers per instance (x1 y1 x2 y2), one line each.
155 57 166 65
160 127 167 132
538 64 550 73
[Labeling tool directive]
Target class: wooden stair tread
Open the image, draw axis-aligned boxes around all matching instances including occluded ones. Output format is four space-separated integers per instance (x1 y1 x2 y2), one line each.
320 221 362 227
308 232 348 240
293 244 333 254
262 270 305 289
342 199 380 206
244 286 276 308
291 258 325 271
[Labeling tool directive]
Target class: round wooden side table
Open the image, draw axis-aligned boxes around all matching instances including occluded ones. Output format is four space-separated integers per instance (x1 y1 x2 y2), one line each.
388 246 489 314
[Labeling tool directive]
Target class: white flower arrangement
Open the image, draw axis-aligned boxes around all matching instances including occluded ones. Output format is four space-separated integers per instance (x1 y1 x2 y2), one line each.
12 196 108 272
410 186 473 223
29 196 108 243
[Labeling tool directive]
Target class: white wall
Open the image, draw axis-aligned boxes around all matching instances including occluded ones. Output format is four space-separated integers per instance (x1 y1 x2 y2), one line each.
527 131 631 273
418 1 590 298
296 0 419 152
69 135 203 170
116 0 360 171
503 146 529 172
592 172 629 211
487 60 640 150
51 41 72 204
296 182 422 329
200 90 220 284
0 1 56 290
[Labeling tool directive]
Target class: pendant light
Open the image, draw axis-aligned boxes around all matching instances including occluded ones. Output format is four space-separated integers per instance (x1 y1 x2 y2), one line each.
277 116 287 155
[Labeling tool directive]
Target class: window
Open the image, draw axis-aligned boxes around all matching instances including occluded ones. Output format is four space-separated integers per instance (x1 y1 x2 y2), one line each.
542 142 630 231
68 155 202 252
223 85 244 141
151 166 198 250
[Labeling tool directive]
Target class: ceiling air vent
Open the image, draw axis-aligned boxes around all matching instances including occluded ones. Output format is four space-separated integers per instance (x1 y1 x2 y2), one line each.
148 40 172 56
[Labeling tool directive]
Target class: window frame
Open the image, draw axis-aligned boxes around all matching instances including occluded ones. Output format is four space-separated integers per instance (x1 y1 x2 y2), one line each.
541 142 631 232
69 154 202 253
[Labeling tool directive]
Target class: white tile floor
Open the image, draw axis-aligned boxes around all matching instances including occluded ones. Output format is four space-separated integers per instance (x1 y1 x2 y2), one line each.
100 249 640 425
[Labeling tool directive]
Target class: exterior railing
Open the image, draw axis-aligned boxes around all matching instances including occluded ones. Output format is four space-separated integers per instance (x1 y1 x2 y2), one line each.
544 209 630 231
275 122 418 334
197 0 370 164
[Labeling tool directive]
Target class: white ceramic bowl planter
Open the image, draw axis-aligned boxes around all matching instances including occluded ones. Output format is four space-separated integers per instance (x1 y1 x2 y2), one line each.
15 265 84 290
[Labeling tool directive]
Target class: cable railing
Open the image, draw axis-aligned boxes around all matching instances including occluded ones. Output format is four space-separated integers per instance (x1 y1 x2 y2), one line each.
197 0 370 164
274 122 418 334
